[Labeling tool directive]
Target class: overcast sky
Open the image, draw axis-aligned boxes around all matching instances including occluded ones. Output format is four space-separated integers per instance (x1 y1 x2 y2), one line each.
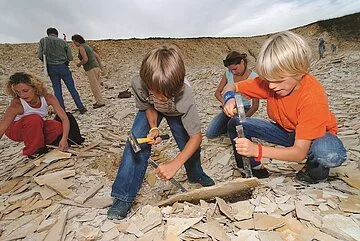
1 0 359 44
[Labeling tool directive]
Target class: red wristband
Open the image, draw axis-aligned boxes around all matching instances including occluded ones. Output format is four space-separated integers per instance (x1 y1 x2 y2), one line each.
254 144 262 162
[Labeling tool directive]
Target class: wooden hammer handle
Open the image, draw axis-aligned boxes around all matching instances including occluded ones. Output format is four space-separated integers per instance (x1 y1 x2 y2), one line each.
137 134 170 144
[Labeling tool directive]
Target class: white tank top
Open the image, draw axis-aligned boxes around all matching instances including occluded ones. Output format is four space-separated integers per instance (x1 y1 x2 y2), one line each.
14 96 48 121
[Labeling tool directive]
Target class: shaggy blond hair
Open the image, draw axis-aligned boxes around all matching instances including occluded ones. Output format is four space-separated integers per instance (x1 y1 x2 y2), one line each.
6 72 47 98
139 45 185 98
255 31 311 81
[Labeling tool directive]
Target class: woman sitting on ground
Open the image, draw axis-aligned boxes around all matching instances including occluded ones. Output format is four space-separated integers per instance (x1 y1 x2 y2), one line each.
0 72 70 158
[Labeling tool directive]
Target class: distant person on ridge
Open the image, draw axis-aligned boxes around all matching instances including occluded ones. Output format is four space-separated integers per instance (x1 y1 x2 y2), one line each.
63 33 67 41
331 43 337 53
318 37 325 59
38 27 87 114
72 34 105 109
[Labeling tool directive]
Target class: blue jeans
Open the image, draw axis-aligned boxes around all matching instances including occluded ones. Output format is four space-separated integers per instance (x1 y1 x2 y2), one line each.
227 117 347 179
47 64 84 110
111 111 208 202
206 106 250 138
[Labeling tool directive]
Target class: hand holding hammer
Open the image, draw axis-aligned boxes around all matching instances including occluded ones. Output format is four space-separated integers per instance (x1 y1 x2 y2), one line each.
128 131 187 192
144 127 170 144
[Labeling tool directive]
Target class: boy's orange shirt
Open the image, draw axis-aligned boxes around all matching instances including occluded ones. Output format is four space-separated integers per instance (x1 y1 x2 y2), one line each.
236 74 338 140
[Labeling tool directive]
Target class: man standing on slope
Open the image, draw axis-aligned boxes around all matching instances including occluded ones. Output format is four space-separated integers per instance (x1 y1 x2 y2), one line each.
38 27 87 114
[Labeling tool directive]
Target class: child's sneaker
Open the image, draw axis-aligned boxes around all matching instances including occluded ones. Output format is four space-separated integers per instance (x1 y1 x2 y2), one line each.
251 165 270 179
189 173 215 187
107 199 132 220
295 169 327 185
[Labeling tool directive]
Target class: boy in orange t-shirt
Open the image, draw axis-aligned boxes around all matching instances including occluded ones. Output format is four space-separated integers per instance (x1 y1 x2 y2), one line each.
222 31 346 184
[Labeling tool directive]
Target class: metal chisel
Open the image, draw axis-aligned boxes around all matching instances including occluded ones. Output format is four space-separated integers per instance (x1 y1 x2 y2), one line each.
148 158 187 192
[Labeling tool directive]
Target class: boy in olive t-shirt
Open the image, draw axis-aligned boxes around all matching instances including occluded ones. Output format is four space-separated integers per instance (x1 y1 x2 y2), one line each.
108 45 215 220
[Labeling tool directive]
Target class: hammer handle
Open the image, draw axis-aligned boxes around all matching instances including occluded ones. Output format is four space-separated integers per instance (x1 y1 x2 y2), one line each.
137 134 170 144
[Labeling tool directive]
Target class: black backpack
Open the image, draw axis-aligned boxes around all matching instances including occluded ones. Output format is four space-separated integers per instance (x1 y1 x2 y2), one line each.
54 112 85 145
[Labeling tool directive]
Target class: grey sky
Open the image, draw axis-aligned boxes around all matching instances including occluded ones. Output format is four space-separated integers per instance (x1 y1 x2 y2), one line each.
1 0 359 43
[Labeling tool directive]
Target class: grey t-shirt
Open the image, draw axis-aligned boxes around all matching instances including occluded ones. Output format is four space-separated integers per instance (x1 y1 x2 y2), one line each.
131 75 201 136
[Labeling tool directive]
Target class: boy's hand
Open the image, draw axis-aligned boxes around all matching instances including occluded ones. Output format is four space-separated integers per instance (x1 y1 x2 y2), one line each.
223 98 236 117
154 160 181 180
147 128 161 145
235 137 258 157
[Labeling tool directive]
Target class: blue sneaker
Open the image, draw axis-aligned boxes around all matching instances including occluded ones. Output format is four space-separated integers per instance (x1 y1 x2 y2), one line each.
107 199 132 220
189 173 215 187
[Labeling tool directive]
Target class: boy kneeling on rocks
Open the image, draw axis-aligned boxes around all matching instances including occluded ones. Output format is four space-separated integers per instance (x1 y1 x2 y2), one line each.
222 31 347 184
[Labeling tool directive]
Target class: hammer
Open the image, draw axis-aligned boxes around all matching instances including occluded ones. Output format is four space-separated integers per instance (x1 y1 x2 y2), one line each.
137 134 170 144
234 95 253 178
128 131 187 192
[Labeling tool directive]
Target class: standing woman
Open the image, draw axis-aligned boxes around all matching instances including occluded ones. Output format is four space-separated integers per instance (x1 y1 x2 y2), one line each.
0 72 70 157
206 51 259 139
71 34 105 109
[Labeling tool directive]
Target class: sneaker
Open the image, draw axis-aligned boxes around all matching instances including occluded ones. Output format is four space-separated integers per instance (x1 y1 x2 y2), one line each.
107 199 132 220
189 173 215 187
295 170 327 185
79 107 87 114
93 103 105 109
252 166 270 179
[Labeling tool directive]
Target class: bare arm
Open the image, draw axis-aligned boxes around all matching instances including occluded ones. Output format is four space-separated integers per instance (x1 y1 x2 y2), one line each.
145 107 158 130
235 137 311 162
214 73 228 106
76 45 88 67
0 99 23 139
65 44 73 61
145 107 161 142
37 40 44 60
46 94 70 151
246 98 259 117
222 83 236 117
155 132 202 180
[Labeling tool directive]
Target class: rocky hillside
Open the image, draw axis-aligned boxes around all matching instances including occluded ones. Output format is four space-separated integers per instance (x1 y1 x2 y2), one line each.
0 13 359 241
0 13 359 87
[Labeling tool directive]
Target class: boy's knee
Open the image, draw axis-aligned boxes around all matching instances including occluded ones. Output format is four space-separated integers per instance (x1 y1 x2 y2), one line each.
309 135 347 167
227 118 239 130
205 129 217 139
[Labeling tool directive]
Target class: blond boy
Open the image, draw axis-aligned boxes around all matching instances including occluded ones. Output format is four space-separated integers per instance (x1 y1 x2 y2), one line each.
223 31 346 184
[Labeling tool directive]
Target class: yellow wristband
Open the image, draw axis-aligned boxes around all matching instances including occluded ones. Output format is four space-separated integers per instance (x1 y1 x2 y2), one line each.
149 127 159 133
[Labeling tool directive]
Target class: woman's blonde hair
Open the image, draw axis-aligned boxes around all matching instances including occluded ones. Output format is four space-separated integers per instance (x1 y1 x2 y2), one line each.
255 31 311 81
6 72 47 97
140 45 185 98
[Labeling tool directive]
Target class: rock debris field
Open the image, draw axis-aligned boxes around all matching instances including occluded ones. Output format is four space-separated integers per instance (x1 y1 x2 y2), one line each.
0 29 360 240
